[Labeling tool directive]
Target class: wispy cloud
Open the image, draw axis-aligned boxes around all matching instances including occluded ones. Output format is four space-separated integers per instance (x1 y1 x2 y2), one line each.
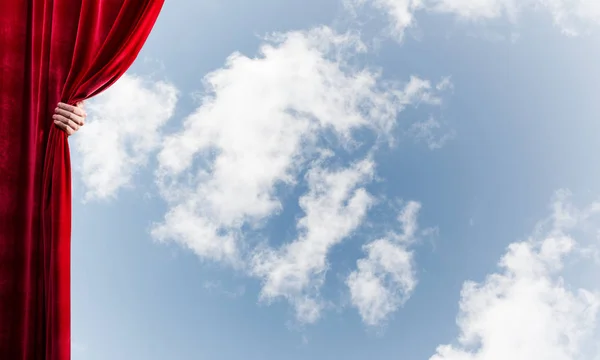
410 116 456 150
428 0 519 21
346 0 424 41
353 0 600 41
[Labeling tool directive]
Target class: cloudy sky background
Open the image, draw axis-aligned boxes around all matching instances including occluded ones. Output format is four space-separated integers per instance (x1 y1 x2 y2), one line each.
69 0 600 359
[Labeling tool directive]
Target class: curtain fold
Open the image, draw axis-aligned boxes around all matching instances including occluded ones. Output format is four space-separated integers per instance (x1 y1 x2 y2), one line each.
0 1 165 358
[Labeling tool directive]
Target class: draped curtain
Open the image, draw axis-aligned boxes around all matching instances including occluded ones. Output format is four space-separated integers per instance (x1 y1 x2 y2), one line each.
0 1 164 358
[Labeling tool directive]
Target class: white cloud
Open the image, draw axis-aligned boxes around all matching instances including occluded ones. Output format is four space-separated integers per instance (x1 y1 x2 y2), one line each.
346 0 424 41
355 0 600 41
542 0 600 36
428 0 519 20
430 0 600 35
410 116 456 150
436 76 454 91
74 74 178 200
430 190 600 360
251 159 375 323
347 201 424 326
152 26 447 266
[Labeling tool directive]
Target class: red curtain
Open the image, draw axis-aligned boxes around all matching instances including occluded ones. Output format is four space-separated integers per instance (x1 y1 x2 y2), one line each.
0 1 165 358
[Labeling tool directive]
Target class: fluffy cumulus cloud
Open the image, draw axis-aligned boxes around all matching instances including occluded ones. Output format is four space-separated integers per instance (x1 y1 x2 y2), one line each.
73 26 451 323
74 74 178 200
353 0 600 40
251 159 375 323
152 26 448 267
430 190 600 360
347 201 427 326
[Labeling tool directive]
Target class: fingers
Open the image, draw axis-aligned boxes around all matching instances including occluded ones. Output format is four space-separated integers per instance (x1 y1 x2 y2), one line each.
58 101 86 118
53 114 80 133
53 119 75 136
56 103 85 126
54 102 87 136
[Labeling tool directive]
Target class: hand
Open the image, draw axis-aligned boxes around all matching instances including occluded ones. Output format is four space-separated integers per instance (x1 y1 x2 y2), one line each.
53 101 86 136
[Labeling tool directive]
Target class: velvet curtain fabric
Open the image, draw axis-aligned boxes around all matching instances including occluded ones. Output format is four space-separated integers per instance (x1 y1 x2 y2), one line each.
0 1 164 358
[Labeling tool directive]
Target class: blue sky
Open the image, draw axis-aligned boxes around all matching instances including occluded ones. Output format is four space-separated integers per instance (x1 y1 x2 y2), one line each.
69 1 600 359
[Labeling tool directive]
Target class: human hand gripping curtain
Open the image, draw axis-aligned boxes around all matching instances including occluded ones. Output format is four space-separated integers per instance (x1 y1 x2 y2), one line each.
53 102 86 136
